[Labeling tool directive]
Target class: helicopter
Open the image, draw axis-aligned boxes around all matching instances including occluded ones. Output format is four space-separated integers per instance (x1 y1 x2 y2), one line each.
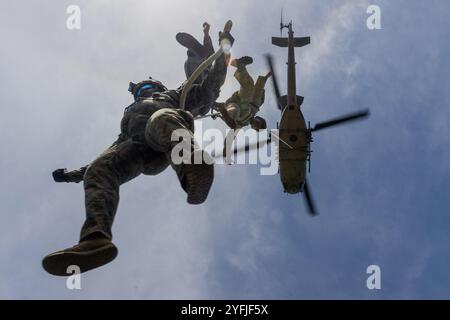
229 19 370 215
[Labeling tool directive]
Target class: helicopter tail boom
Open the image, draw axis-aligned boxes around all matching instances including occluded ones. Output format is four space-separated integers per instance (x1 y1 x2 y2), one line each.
272 36 311 48
279 95 304 109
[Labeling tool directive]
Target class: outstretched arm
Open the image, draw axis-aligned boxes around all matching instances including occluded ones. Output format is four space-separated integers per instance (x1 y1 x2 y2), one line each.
203 22 214 56
184 56 227 116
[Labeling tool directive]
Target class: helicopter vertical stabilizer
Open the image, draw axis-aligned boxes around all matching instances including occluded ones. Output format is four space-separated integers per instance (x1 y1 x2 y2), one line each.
272 36 310 48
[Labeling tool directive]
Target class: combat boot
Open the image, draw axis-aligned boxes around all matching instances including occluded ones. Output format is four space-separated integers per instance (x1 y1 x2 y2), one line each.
180 149 214 205
42 237 118 276
230 56 254 69
176 32 209 58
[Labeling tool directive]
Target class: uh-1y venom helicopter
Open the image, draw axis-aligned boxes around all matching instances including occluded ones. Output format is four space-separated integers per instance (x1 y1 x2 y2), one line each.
231 20 370 215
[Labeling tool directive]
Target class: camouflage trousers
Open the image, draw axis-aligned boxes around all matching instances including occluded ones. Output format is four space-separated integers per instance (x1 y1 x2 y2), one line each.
224 67 270 126
230 67 269 108
80 108 195 241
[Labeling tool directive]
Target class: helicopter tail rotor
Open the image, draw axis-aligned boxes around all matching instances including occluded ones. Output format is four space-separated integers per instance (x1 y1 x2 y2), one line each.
280 8 284 36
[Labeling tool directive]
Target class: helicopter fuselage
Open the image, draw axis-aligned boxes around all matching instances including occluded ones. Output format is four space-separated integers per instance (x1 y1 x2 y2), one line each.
273 22 311 194
278 106 308 194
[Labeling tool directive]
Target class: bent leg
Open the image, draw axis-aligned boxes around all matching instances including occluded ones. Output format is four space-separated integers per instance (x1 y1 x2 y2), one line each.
235 68 255 102
142 150 170 176
80 140 147 241
252 72 271 108
145 108 195 153
145 108 213 204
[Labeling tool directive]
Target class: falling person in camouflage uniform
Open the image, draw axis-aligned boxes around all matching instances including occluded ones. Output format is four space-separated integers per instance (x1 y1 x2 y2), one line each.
42 26 234 276
215 56 271 162
216 56 271 131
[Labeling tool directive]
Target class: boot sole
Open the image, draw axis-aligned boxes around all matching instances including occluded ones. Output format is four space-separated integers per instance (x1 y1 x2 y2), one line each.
185 160 214 205
42 243 118 277
176 33 207 58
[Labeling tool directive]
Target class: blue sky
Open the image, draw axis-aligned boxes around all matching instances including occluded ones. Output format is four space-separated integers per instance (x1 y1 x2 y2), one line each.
0 0 449 299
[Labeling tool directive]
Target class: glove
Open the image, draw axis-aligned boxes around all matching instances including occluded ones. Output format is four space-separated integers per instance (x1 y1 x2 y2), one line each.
52 168 69 183
219 31 235 47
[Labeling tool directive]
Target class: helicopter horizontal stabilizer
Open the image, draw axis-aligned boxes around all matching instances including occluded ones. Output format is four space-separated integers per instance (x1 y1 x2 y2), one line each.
272 36 311 47
278 95 304 109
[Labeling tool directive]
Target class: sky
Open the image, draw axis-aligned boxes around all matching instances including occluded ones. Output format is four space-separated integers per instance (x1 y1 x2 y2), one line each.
0 0 449 299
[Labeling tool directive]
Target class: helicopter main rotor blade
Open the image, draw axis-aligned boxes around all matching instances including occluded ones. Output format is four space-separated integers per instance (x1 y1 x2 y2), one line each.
232 137 272 156
227 130 294 158
265 54 283 110
312 109 370 132
212 137 272 158
303 179 318 216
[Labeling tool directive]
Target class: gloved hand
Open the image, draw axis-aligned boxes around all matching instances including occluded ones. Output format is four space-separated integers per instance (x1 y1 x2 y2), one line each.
219 31 235 47
219 20 234 47
52 168 69 183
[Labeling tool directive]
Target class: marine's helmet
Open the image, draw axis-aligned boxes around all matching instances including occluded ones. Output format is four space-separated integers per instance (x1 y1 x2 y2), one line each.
128 77 168 101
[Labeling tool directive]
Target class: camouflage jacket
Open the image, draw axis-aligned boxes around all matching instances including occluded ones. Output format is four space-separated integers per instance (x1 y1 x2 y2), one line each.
63 52 227 183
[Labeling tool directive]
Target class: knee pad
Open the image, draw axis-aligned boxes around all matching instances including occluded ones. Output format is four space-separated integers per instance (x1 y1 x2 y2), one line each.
145 108 195 152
